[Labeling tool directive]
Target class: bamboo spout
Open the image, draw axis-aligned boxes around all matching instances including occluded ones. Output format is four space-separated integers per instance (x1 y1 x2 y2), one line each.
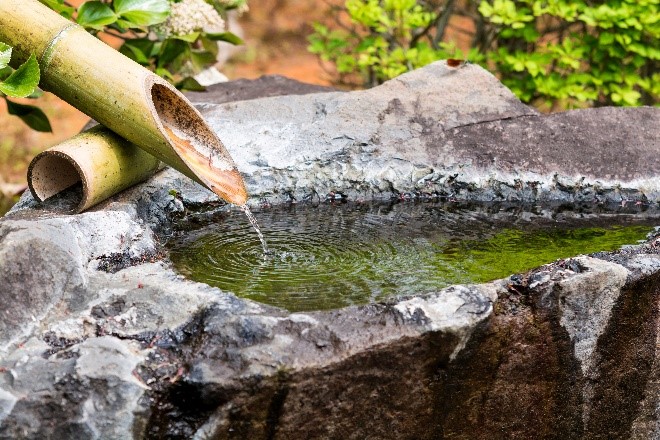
27 126 162 213
150 83 249 206
0 0 248 206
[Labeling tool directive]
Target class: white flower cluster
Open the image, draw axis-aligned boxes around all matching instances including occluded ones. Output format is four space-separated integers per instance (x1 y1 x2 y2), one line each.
236 3 249 14
156 0 225 37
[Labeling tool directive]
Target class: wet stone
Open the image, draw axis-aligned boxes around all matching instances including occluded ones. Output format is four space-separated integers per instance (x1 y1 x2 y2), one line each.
0 65 659 439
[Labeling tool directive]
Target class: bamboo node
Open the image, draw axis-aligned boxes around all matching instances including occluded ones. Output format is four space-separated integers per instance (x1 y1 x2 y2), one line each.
40 23 79 75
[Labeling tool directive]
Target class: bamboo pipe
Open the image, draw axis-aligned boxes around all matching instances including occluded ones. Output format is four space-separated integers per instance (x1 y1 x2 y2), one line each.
27 126 162 213
0 0 248 206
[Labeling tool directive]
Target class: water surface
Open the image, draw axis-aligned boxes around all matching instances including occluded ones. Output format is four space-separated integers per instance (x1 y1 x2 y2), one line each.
167 202 659 312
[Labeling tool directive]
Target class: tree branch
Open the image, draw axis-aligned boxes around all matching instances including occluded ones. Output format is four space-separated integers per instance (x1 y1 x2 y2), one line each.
432 0 456 48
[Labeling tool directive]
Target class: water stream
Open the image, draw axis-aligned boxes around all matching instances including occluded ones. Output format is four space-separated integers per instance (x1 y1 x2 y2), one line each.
168 202 659 312
240 204 270 254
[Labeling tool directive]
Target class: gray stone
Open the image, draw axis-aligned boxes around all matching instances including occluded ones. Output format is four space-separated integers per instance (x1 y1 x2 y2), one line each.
75 336 148 439
0 389 16 425
556 256 630 376
0 64 659 438
0 209 158 348
190 62 658 205
184 74 336 104
200 62 539 203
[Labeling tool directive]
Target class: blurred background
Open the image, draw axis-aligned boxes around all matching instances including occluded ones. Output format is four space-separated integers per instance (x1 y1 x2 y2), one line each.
1 0 656 214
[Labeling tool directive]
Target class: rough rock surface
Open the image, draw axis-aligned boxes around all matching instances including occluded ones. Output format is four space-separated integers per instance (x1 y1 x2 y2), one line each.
184 74 336 104
1 62 659 439
195 62 659 205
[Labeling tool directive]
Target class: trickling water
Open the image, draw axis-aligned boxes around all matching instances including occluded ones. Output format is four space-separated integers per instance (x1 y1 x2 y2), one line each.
168 202 659 312
240 204 269 254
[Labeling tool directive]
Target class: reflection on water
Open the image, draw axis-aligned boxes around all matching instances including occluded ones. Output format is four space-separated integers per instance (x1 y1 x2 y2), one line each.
168 202 660 312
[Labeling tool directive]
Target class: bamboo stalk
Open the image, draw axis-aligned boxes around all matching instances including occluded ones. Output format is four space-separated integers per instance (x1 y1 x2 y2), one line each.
27 126 162 213
0 0 248 206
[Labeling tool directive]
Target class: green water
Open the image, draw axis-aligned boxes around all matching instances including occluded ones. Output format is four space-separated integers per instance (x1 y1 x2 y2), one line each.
167 203 658 312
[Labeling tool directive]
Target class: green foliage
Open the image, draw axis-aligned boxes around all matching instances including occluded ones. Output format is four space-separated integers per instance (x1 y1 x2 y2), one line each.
308 0 475 86
6 99 52 132
0 44 40 98
0 42 51 132
38 0 76 18
479 0 658 108
113 0 170 26
0 42 12 67
0 54 40 98
49 0 245 91
309 0 658 109
76 2 119 30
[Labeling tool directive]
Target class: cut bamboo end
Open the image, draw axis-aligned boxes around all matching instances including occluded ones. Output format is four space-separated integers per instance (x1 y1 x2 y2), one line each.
148 78 249 206
28 151 83 209
27 126 162 213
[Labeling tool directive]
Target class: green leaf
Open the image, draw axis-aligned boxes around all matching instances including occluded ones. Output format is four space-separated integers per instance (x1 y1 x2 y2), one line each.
199 36 219 57
599 32 615 45
176 76 206 92
119 38 155 64
0 66 13 81
114 19 133 30
205 32 244 45
120 43 148 64
0 42 12 70
155 67 174 80
311 23 329 37
5 99 52 132
0 54 40 98
620 89 641 105
77 1 117 30
39 0 76 18
173 32 200 43
356 36 376 52
522 26 539 42
190 50 216 71
158 38 189 68
114 0 170 26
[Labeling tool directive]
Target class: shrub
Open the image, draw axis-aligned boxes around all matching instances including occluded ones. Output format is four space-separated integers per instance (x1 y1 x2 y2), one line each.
309 0 659 109
308 0 480 87
479 0 658 108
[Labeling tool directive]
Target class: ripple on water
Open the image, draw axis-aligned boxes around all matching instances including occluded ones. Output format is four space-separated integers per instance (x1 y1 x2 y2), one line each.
167 202 659 312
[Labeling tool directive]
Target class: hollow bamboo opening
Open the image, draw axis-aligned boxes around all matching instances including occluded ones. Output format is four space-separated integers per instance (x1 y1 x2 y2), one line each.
149 82 248 206
29 153 80 200
28 151 86 212
27 126 163 213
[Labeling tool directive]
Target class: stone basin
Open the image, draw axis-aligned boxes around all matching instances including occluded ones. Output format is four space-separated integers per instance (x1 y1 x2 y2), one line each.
0 63 659 439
